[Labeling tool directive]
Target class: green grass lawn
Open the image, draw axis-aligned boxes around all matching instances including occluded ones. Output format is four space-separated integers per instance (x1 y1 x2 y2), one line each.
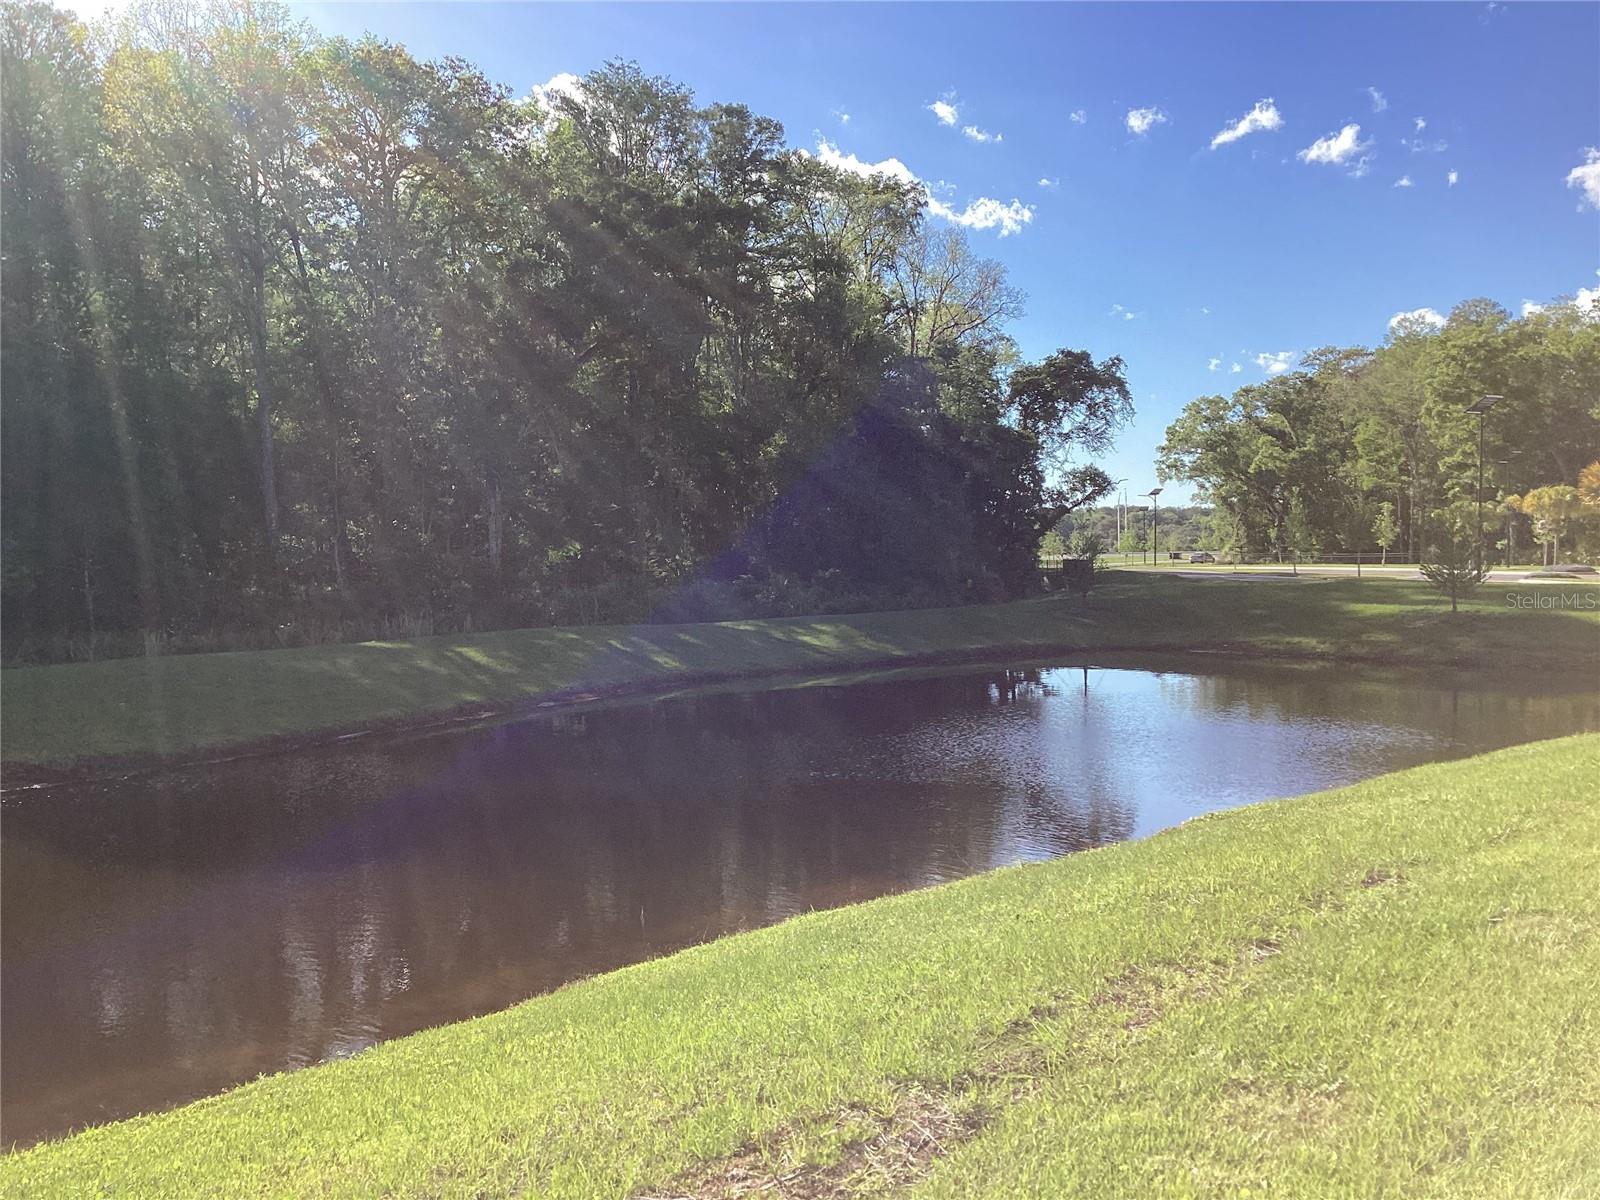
5 735 1596 1197
4 572 1597 767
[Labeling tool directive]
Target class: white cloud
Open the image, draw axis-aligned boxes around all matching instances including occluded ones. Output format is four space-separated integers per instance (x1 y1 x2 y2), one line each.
1414 116 1427 132
1297 124 1373 174
1069 109 1087 125
811 139 920 187
1255 351 1296 375
962 124 1002 143
929 98 959 127
1448 168 1459 187
811 139 1031 236
1207 357 1221 372
927 195 1034 236
1522 277 1600 316
1230 362 1243 374
1388 307 1446 333
528 71 585 118
832 108 850 125
1576 272 1600 313
1038 177 1060 189
1405 137 1449 154
1209 99 1283 149
1126 106 1169 136
44 0 124 19
1108 303 1139 321
1393 175 1413 188
1567 148 1600 209
1367 86 1388 113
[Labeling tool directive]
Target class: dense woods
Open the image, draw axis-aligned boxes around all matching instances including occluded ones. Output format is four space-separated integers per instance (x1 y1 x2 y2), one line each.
1 1 1131 661
1159 303 1600 563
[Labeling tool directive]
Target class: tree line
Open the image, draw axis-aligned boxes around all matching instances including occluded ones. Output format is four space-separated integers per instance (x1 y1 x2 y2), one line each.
1 1 1132 661
1158 301 1600 564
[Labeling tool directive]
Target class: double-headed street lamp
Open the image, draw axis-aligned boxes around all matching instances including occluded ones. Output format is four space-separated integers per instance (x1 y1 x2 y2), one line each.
1465 395 1502 572
1144 486 1164 564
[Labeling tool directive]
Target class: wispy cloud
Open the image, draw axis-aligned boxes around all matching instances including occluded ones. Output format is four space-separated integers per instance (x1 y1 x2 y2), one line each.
1404 137 1449 154
1255 351 1296 375
1448 168 1459 187
1230 362 1243 374
1297 123 1373 176
1393 175 1413 188
1414 116 1427 132
1126 106 1168 136
831 108 850 125
1367 86 1388 113
928 94 1002 143
1207 357 1221 372
1567 148 1600 209
1037 177 1060 189
1388 307 1446 332
1109 303 1139 320
1209 99 1283 149
1069 109 1087 125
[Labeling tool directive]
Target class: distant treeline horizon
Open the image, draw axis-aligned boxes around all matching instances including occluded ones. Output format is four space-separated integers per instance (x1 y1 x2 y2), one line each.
1158 305 1600 565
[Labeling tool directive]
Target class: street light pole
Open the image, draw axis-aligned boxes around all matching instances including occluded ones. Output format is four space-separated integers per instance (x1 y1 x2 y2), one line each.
1466 395 1502 573
1144 487 1164 565
1110 478 1127 561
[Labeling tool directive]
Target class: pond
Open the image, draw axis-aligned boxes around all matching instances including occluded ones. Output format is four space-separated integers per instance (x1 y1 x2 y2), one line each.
3 653 1595 1147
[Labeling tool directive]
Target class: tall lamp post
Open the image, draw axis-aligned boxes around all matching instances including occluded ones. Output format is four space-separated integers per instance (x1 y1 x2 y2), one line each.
1145 486 1164 565
1110 478 1127 560
1465 395 1502 572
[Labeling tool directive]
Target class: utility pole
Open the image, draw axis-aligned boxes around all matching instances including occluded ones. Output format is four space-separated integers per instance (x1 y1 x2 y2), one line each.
1144 486 1164 565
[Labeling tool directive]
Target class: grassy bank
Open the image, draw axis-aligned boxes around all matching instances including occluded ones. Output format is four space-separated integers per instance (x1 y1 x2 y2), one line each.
5 736 1597 1196
4 572 1597 768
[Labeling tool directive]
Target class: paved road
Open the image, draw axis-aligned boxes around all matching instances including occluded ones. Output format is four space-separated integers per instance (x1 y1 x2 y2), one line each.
1147 565 1598 585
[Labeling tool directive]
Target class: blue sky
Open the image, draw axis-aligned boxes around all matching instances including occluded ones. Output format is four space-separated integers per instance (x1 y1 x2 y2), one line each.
79 1 1600 501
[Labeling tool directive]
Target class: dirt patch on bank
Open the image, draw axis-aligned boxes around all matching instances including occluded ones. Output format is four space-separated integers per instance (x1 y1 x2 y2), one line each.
633 937 1295 1199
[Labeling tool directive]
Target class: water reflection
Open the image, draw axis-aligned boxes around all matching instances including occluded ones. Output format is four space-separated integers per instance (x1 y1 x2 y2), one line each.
3 656 1594 1146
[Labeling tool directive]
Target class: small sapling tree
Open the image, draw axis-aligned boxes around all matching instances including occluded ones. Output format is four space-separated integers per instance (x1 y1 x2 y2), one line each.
1372 502 1398 565
1420 513 1489 614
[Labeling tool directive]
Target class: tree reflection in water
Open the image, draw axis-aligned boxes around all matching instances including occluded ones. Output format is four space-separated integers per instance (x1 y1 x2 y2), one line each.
3 657 1594 1146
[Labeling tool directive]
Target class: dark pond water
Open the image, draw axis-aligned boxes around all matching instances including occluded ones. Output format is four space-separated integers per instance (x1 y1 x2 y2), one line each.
3 654 1595 1147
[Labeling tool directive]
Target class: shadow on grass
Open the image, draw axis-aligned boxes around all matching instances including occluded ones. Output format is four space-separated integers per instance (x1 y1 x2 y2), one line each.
4 575 1595 768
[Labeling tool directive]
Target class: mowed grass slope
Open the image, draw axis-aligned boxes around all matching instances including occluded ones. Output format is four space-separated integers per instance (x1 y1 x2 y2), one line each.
5 573 1597 766
5 736 1597 1198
